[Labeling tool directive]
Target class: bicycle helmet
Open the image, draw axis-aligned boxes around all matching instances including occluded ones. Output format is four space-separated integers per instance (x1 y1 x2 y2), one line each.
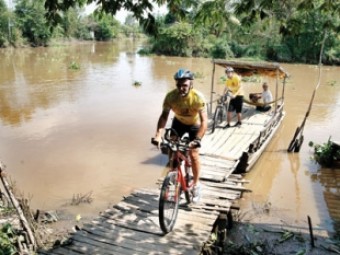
225 67 234 73
174 68 194 80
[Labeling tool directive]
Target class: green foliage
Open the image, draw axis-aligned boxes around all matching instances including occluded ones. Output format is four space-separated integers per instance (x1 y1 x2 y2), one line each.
0 0 339 64
309 138 340 167
138 47 153 55
210 38 234 59
60 7 83 38
68 61 80 70
224 239 268 255
91 12 120 41
15 0 52 46
0 0 8 47
0 223 17 255
151 22 194 56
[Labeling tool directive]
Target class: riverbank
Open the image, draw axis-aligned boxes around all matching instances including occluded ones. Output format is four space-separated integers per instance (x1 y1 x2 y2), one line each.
2 193 340 254
34 204 340 254
223 201 340 255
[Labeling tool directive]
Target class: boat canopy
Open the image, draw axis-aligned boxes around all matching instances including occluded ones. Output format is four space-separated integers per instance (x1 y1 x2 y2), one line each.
213 59 289 79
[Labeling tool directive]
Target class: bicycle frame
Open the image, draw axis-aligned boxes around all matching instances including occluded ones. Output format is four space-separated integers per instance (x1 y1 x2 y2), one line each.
168 148 193 194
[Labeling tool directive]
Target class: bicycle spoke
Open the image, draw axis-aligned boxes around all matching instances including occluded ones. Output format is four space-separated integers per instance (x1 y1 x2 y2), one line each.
159 172 180 234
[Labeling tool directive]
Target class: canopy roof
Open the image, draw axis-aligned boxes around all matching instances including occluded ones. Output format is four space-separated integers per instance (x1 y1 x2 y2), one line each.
213 59 289 79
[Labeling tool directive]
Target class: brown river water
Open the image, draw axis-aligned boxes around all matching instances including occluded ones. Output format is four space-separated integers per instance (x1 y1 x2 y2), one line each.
0 40 339 234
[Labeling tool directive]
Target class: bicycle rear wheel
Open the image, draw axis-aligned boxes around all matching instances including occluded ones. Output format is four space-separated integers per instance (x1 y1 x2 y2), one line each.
212 106 224 133
159 171 181 234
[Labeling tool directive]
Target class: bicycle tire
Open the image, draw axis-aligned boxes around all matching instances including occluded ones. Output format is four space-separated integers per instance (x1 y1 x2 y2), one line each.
212 106 224 133
159 171 181 234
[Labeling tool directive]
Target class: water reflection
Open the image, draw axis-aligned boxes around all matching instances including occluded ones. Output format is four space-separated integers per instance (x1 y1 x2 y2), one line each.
311 167 340 235
0 41 339 233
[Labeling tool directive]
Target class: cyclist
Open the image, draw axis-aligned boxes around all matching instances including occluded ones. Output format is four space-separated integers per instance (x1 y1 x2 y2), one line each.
152 68 208 203
223 67 244 128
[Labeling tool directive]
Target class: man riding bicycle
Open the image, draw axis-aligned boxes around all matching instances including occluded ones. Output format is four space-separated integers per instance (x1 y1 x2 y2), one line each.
153 68 208 203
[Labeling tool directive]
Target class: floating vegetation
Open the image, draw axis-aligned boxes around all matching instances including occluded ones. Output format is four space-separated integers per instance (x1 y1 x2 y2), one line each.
133 81 142 87
309 137 340 167
68 61 80 70
70 191 93 206
327 80 338 86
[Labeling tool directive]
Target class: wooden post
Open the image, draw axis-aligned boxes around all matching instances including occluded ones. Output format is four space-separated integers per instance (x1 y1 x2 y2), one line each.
209 60 216 117
308 215 315 248
0 161 36 251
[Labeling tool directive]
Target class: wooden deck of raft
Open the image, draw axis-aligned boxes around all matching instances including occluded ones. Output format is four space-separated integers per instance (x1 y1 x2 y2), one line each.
39 105 283 255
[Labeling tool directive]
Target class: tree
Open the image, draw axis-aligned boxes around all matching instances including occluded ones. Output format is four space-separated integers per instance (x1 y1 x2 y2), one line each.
194 0 239 37
15 0 52 46
234 0 340 63
43 0 198 36
91 12 120 41
0 0 9 47
42 0 340 64
60 7 83 38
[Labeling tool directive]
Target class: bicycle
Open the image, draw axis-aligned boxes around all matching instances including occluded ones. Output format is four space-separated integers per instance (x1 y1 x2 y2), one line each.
210 91 231 134
151 128 197 234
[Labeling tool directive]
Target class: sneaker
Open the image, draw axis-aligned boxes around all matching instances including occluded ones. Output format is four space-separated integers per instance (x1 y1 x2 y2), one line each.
234 121 242 127
223 123 231 129
192 184 202 203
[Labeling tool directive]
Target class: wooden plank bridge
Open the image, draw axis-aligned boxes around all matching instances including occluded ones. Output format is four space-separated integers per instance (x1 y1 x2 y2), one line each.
39 105 283 255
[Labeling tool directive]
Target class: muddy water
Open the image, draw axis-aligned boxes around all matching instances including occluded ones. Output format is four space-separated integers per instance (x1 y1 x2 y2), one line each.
0 41 339 233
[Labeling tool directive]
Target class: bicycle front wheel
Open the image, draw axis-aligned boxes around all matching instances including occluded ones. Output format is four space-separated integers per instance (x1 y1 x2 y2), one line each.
212 106 224 133
159 171 181 234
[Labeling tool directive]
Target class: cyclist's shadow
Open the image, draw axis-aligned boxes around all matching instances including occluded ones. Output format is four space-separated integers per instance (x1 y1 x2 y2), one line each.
141 149 169 167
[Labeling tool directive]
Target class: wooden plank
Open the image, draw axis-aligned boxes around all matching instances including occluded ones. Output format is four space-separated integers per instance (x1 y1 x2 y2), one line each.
46 246 87 255
199 197 232 208
202 181 252 192
201 164 233 173
73 236 135 255
201 157 237 167
71 233 148 255
176 208 218 221
78 224 199 255
189 204 231 212
200 173 226 182
201 190 238 200
84 218 209 246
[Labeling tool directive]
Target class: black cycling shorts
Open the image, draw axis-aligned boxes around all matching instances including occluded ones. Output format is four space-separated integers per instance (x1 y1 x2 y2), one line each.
228 95 243 113
171 118 199 141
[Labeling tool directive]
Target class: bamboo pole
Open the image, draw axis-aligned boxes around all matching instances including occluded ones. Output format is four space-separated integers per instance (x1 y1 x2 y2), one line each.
0 161 36 251
308 215 315 248
287 31 328 153
209 60 216 117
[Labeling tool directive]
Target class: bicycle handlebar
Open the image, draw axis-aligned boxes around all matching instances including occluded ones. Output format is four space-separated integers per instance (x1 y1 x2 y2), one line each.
151 128 200 152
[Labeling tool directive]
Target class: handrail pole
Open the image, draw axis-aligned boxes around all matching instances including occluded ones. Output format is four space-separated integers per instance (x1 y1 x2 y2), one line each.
209 60 216 116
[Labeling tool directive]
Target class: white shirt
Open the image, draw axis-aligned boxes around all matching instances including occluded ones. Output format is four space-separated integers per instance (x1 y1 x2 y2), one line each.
262 90 273 104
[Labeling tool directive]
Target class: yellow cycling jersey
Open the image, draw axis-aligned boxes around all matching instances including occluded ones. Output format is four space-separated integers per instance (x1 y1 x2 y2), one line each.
226 74 244 96
163 89 206 125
